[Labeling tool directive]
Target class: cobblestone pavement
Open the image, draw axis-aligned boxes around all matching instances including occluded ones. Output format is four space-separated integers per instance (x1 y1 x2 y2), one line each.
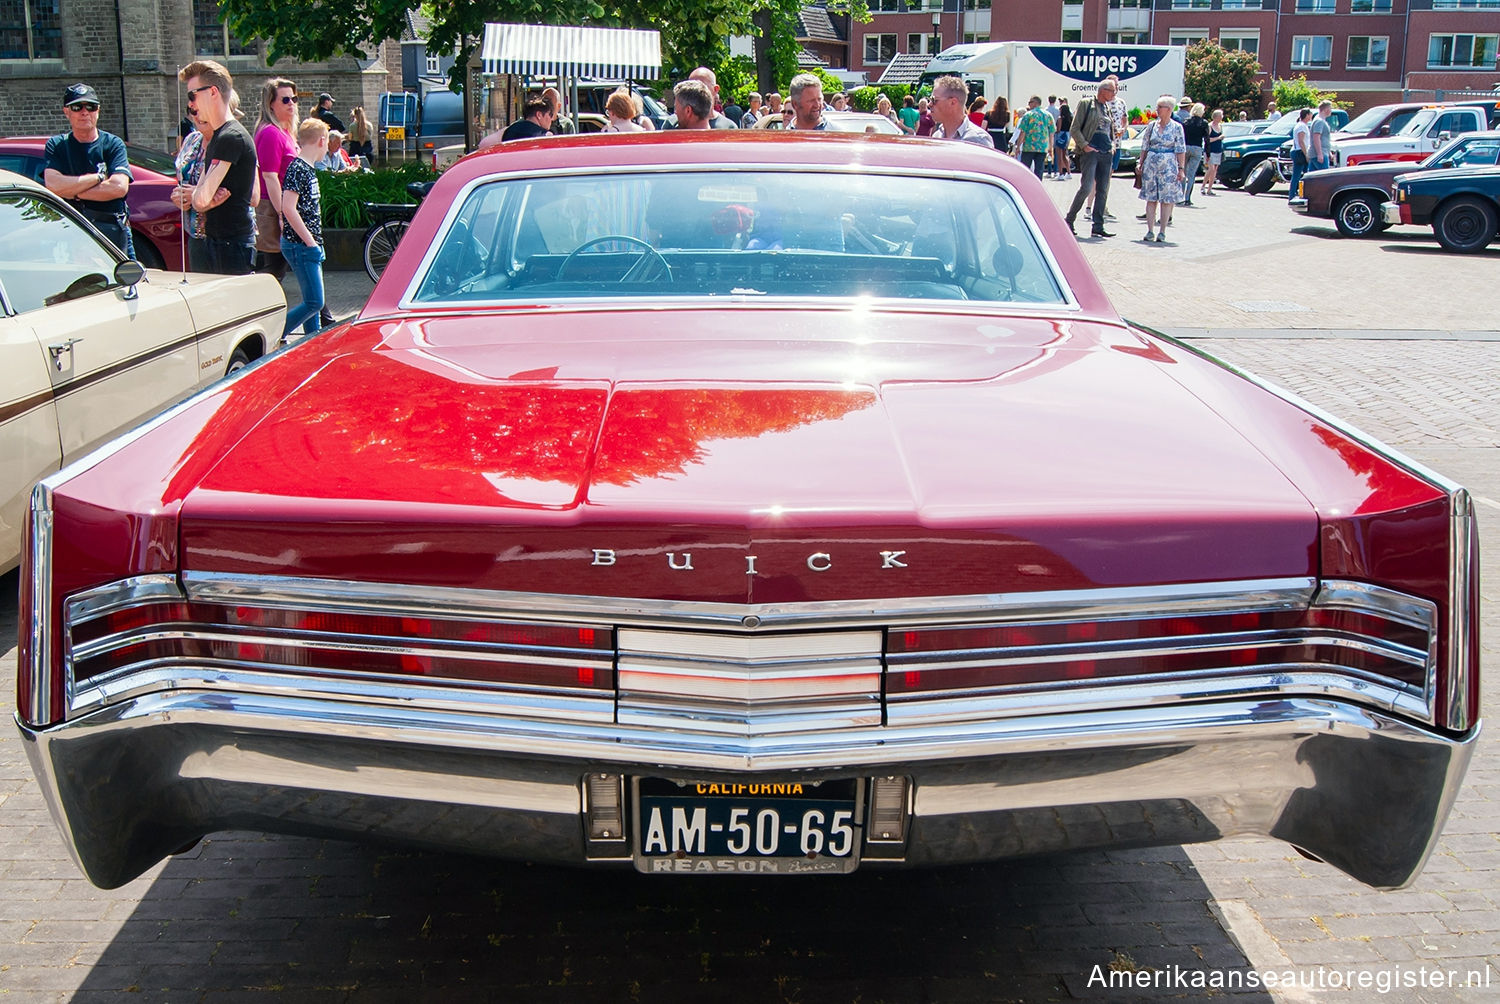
5 191 1499 1003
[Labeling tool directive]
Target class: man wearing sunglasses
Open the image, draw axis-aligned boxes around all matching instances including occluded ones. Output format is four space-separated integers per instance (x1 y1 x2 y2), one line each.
175 60 258 274
43 83 136 259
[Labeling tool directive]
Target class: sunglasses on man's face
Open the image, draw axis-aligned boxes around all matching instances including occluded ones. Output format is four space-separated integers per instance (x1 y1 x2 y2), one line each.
186 84 216 103
66 103 99 113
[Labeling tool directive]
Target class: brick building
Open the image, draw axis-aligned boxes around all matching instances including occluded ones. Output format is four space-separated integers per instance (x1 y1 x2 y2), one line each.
1 0 402 151
831 0 1498 110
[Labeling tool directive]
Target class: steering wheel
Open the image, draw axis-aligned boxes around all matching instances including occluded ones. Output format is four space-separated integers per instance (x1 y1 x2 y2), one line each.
557 235 671 282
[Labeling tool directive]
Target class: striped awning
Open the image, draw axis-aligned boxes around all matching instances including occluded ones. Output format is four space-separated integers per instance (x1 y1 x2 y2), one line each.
481 23 661 79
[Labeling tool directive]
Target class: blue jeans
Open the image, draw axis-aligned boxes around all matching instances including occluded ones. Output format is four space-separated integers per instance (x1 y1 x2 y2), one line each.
206 237 255 275
85 212 135 260
1288 151 1309 201
281 239 325 336
1021 150 1047 179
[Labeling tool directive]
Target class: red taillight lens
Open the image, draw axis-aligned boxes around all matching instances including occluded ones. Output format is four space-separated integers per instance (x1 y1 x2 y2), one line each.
69 601 614 693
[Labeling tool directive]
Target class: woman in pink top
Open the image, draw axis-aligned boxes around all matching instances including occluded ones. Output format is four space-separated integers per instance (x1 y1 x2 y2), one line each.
253 77 298 279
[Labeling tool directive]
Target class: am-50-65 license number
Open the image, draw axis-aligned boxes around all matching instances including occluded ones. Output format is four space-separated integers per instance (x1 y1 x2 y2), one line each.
640 804 856 857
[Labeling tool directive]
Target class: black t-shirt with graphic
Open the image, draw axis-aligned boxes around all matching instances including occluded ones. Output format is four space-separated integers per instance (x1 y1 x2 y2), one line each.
202 117 256 240
43 131 133 215
280 157 322 245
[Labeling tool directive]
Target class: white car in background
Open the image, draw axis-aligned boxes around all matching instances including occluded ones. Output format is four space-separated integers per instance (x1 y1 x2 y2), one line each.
0 169 286 572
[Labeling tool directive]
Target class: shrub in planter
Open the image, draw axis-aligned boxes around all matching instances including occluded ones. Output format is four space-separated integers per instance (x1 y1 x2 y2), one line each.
316 161 437 230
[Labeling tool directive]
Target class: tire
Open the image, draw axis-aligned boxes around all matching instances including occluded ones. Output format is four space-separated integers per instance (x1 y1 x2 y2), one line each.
1432 197 1498 254
132 235 166 271
226 345 253 375
1220 171 1245 190
363 219 409 283
1242 159 1276 195
1333 194 1383 238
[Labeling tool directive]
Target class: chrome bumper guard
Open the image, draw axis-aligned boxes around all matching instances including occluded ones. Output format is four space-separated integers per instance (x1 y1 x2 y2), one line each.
19 690 1477 890
1382 201 1403 224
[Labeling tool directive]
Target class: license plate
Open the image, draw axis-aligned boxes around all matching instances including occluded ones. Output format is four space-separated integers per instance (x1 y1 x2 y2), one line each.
385 126 405 140
633 778 862 874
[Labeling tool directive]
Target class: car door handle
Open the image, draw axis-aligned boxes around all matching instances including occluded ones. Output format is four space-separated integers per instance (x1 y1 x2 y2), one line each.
47 337 83 370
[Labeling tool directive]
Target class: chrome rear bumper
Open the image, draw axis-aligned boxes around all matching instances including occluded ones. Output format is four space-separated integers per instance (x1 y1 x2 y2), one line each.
18 690 1477 890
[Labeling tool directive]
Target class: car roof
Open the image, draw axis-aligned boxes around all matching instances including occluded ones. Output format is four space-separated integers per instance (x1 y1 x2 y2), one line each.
0 167 48 193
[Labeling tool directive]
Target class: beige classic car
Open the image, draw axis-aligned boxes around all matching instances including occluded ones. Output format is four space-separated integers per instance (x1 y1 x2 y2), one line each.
0 169 286 573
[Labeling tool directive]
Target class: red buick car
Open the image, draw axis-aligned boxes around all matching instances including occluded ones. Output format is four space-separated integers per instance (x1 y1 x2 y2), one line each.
0 135 184 271
17 132 1479 891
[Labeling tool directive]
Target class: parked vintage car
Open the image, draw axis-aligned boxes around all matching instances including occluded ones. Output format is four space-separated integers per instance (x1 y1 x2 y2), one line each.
17 134 1479 891
1293 131 1500 237
0 135 186 271
0 168 286 574
1218 108 1349 189
1384 163 1500 252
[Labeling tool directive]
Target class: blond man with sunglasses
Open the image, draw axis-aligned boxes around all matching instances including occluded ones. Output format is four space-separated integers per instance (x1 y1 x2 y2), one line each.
43 83 135 258
173 60 258 274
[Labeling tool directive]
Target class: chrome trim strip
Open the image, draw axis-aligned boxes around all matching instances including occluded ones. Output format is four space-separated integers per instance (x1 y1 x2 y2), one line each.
71 627 615 672
70 663 616 726
1313 579 1439 630
1139 323 1462 496
180 572 1319 631
66 573 182 623
1446 488 1477 731
396 162 1080 314
23 482 55 727
36 688 1457 773
885 664 1431 726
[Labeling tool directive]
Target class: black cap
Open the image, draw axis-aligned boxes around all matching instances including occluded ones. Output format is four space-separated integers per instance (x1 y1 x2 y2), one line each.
318 92 333 104
63 83 100 106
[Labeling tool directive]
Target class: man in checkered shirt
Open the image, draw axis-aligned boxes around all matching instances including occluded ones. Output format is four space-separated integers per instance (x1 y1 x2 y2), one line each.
1086 74 1128 222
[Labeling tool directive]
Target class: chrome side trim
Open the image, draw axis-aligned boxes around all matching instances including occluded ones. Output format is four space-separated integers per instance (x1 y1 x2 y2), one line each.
23 482 55 728
1314 579 1439 630
1446 488 1478 732
180 572 1319 631
65 574 182 623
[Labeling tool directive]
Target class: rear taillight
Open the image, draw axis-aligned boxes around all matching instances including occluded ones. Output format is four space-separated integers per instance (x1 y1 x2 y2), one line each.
887 584 1435 702
68 599 614 695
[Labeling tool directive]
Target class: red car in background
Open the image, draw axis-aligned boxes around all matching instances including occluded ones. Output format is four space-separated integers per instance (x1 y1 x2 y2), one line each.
0 136 184 271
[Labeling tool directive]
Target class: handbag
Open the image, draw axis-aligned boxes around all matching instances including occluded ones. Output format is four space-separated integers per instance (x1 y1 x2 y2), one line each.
1133 122 1153 190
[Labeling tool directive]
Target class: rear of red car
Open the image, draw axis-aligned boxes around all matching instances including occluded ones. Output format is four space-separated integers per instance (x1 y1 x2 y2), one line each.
14 136 1482 890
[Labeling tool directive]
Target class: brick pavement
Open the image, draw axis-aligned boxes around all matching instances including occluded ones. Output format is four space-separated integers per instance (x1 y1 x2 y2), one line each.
6 189 1500 1002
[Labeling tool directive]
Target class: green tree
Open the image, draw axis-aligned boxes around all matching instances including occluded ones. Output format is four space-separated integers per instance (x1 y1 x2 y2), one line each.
1183 40 1262 120
1272 75 1352 113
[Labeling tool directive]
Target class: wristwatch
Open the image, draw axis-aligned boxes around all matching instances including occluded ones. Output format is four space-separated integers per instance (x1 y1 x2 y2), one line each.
96 164 108 181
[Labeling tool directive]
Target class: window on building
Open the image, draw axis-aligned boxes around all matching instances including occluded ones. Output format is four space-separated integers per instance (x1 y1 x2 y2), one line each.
966 33 992 43
864 33 898 63
1169 29 1209 47
1291 35 1333 68
1350 0 1393 11
1220 0 1262 8
425 52 440 75
1427 33 1499 67
1109 0 1151 7
1108 32 1150 44
1432 0 1499 7
1 0 61 60
964 0 993 8
1346 35 1388 68
193 0 256 57
873 0 904 11
1219 30 1260 56
1172 0 1212 9
1293 0 1335 10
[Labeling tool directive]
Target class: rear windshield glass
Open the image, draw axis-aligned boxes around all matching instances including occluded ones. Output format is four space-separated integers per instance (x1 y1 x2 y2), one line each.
409 170 1067 306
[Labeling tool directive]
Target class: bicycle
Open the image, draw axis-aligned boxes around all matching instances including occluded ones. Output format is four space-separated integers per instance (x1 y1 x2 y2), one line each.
361 180 434 283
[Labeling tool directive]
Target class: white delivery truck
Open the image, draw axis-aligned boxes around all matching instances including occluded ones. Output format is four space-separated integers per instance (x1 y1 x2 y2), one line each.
920 41 1186 115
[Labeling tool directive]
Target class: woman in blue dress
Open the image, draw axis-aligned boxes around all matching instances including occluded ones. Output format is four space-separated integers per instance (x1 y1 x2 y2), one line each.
1138 96 1187 243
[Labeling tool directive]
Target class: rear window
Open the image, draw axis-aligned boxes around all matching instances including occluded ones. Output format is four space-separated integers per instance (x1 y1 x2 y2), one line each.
409 170 1067 307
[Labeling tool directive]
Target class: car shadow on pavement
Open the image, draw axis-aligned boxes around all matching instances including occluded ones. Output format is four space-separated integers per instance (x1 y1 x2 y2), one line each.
1379 243 1500 258
68 834 1273 1002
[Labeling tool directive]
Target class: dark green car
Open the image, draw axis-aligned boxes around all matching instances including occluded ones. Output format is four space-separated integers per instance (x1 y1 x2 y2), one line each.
1218 108 1349 189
